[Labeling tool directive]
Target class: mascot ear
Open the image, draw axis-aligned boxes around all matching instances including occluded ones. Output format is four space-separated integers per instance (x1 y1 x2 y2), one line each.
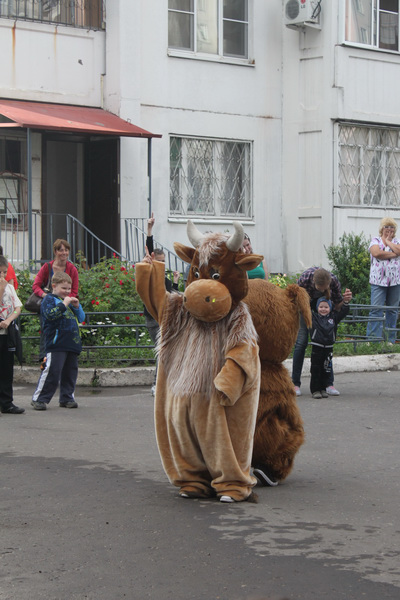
174 242 196 264
235 253 264 272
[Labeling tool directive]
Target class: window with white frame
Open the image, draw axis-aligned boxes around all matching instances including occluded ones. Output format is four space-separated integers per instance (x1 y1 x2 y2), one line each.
170 136 252 217
168 0 248 59
0 0 104 30
338 124 400 206
0 137 27 222
345 0 399 51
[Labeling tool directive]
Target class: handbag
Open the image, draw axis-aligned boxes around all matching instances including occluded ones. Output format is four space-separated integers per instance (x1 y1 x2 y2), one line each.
24 263 52 313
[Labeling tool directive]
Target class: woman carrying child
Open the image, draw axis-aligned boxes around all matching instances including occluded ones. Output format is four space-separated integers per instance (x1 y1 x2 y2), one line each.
309 296 350 399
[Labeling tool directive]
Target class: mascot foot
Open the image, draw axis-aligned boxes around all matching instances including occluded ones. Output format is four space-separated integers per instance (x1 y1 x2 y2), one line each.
179 488 215 499
253 466 279 487
219 492 258 503
219 495 235 503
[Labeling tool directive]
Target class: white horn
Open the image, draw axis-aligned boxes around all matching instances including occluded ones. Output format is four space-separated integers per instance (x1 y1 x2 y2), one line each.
226 222 244 252
187 220 205 248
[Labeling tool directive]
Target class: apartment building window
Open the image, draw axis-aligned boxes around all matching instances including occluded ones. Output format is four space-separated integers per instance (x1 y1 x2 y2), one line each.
0 0 104 30
0 137 26 222
346 0 399 51
168 0 248 59
338 124 400 206
170 136 252 217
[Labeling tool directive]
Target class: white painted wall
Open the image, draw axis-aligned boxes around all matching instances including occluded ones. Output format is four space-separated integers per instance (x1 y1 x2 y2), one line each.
281 0 400 274
109 0 284 272
3 1 400 274
0 19 105 105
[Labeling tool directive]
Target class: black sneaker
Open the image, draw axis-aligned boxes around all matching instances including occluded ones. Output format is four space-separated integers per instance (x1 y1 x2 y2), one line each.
31 401 47 411
1 404 25 414
253 465 279 487
59 401 78 409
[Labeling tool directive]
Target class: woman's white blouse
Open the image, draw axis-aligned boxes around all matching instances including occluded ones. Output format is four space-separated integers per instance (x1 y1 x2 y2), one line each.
369 236 400 286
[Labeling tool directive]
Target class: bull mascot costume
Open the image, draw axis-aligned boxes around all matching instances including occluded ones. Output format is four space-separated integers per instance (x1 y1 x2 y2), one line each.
136 221 311 503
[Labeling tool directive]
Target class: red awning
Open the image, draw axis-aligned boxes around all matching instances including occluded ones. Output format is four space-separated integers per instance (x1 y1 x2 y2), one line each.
0 99 161 138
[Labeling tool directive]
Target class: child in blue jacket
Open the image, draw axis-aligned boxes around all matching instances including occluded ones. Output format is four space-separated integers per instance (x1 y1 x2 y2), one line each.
31 271 85 410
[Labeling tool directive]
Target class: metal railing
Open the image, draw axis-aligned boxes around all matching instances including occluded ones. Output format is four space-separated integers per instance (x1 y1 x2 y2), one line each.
0 212 123 270
0 0 104 30
1 213 188 274
18 304 400 366
338 303 399 350
124 218 189 274
20 310 156 365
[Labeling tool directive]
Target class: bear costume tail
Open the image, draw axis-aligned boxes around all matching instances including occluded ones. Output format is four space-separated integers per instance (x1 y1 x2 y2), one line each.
286 284 312 328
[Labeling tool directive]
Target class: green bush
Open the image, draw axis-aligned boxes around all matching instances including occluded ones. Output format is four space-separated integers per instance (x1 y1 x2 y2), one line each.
325 232 370 304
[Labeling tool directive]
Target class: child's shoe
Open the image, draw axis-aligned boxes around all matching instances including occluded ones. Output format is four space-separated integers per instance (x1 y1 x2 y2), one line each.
326 385 340 396
59 401 78 409
321 390 329 398
31 401 47 411
312 391 322 399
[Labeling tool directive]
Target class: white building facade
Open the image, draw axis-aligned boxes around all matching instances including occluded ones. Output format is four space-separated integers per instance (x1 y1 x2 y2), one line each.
1 0 400 274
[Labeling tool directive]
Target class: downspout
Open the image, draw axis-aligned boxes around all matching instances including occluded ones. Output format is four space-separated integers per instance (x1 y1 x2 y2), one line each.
27 127 33 268
147 137 152 217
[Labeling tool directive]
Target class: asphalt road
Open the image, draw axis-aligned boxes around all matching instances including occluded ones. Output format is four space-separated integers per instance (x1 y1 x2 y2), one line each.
1 370 399 600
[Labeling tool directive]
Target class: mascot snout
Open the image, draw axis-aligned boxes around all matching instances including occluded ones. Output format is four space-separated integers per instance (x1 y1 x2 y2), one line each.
183 279 232 322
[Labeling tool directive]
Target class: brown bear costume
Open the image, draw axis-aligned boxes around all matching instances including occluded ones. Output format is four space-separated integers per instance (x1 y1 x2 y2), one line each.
244 280 311 485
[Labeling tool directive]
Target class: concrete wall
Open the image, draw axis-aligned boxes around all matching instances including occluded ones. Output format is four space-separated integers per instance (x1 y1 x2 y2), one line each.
105 0 285 272
3 1 400 275
0 19 105 105
281 0 400 274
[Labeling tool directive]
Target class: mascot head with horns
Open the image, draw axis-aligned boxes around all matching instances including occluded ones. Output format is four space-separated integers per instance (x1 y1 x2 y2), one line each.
174 220 264 322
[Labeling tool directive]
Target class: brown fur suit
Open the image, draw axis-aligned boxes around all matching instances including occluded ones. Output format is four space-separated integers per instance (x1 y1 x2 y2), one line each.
136 228 262 503
244 280 311 483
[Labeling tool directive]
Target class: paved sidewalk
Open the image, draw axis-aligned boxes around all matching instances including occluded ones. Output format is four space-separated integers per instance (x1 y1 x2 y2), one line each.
1 371 400 600
14 353 400 387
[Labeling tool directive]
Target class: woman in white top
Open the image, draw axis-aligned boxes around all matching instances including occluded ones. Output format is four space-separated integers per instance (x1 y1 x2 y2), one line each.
366 217 400 343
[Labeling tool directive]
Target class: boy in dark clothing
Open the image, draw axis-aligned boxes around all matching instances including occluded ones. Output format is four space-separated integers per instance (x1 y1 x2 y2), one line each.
31 271 85 411
309 297 349 399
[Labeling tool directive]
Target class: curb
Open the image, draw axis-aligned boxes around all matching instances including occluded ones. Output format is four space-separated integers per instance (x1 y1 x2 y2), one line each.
14 365 155 387
14 354 400 387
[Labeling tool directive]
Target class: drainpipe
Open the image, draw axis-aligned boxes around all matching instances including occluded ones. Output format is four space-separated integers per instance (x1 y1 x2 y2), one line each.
147 137 152 217
27 128 33 268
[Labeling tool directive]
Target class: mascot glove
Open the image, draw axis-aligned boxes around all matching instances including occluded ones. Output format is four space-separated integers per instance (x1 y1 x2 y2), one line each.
214 358 246 406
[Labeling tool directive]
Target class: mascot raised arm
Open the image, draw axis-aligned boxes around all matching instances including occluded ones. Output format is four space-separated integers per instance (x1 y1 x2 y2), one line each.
136 221 263 503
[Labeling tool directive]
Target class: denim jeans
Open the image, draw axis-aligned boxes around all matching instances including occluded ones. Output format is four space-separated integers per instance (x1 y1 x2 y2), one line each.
291 313 334 388
366 284 400 343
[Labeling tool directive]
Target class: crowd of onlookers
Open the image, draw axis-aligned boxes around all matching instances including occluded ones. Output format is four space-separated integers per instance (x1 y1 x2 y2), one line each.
1 215 399 415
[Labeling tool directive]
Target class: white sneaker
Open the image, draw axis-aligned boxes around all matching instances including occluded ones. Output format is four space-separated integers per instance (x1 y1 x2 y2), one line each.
326 385 340 396
220 495 235 503
294 386 302 397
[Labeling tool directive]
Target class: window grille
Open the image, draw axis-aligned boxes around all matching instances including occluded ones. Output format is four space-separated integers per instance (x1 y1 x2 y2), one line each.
338 124 400 207
170 136 252 218
0 0 104 30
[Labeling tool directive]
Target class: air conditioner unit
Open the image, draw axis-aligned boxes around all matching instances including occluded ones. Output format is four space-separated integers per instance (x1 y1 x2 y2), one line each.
284 0 320 29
